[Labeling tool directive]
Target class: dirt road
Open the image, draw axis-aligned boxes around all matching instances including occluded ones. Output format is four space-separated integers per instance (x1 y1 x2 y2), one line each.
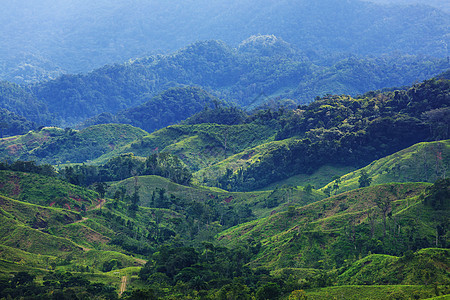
119 275 127 297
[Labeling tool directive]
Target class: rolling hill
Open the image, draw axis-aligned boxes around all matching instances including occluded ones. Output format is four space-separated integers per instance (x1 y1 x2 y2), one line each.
0 124 148 165
216 182 447 270
321 140 450 194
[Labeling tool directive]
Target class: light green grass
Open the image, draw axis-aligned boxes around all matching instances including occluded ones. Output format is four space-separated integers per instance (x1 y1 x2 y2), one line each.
321 140 449 194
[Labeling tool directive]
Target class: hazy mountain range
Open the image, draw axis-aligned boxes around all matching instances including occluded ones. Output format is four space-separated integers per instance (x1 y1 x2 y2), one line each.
1 0 448 83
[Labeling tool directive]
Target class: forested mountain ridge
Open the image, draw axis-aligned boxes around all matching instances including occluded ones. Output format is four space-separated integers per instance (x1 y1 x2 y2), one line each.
0 38 447 128
196 75 450 190
1 0 449 83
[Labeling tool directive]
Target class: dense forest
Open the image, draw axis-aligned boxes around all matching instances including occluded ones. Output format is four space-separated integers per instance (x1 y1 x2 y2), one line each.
0 37 448 128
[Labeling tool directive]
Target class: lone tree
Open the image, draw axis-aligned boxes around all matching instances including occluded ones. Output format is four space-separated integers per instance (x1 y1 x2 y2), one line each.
375 195 391 239
332 176 341 195
358 170 372 188
93 182 108 198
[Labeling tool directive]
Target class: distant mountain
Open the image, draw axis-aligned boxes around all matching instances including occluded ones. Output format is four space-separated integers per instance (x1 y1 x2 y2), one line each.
1 0 448 83
0 38 446 127
0 108 36 137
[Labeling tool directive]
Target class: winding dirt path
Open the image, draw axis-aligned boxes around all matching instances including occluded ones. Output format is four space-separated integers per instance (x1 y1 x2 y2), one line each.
119 275 127 297
94 198 106 209
73 217 88 224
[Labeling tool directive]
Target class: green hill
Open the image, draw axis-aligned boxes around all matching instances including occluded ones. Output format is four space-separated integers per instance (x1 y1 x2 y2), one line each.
321 140 450 194
0 123 148 165
194 76 450 191
216 182 446 270
108 174 325 220
109 122 278 170
0 170 98 209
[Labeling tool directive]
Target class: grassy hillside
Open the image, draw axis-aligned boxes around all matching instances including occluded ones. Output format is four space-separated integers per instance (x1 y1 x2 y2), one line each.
216 182 445 270
106 122 278 169
0 123 148 165
337 248 450 286
0 170 98 209
0 194 147 300
321 140 450 194
260 165 357 191
0 170 447 298
108 174 325 221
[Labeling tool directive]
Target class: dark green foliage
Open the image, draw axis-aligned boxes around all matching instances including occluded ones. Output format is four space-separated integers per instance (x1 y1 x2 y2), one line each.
93 182 108 198
358 170 372 188
124 289 156 300
212 77 449 191
0 271 117 299
423 178 450 211
0 81 49 124
183 104 248 126
139 243 271 297
0 108 36 137
145 152 193 185
62 152 193 186
82 87 221 133
0 160 56 177
256 282 281 300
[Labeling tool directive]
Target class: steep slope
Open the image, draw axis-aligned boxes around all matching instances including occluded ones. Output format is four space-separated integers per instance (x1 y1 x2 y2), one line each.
104 122 279 169
321 140 450 193
0 195 143 272
0 170 98 209
217 182 447 270
108 174 325 220
0 108 36 137
0 81 49 124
